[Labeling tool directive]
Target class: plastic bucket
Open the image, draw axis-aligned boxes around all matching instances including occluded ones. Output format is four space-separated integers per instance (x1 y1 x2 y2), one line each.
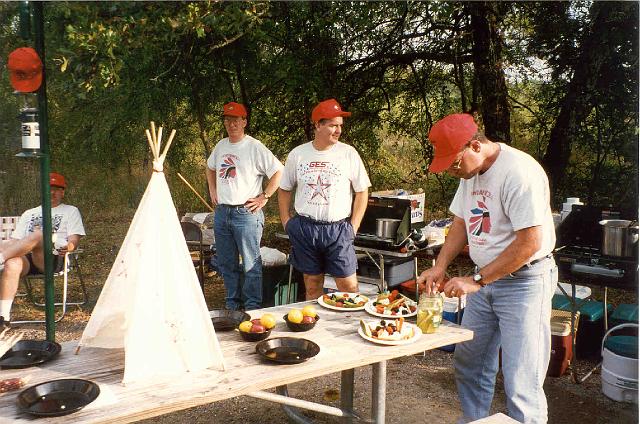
601 323 638 403
438 296 465 352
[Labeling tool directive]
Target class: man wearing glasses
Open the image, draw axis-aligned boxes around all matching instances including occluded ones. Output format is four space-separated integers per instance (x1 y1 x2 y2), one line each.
417 113 557 423
206 102 283 311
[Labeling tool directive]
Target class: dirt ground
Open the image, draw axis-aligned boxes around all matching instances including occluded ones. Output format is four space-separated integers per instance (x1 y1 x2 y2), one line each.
5 211 639 423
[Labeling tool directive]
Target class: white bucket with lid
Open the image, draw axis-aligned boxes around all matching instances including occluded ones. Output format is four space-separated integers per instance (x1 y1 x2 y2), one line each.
601 323 638 403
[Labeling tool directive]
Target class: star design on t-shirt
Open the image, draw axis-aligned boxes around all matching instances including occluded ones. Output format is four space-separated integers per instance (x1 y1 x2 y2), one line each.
307 175 331 201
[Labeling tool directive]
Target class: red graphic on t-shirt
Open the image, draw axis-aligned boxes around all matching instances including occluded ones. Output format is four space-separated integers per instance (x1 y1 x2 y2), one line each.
307 175 331 201
469 199 491 236
219 157 237 179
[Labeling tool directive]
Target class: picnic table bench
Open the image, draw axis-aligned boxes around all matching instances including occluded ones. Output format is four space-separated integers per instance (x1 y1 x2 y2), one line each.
0 301 473 423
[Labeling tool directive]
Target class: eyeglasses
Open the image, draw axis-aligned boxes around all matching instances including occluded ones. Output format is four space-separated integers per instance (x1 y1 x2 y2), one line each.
223 116 244 124
449 146 469 170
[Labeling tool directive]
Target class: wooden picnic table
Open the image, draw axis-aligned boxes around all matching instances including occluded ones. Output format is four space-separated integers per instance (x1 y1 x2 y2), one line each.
0 301 473 423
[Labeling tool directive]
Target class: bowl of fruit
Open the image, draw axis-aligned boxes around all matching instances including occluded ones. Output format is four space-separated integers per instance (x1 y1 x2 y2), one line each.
238 313 277 341
284 305 319 332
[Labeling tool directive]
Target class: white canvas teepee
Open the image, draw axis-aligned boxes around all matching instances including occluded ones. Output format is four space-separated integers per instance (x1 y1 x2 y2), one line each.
78 123 225 384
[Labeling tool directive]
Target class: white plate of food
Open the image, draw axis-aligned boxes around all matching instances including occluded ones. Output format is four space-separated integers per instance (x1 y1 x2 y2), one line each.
317 292 369 311
357 318 421 346
364 291 418 318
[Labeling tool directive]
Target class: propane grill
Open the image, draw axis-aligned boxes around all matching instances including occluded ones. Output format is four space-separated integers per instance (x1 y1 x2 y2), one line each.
554 205 638 289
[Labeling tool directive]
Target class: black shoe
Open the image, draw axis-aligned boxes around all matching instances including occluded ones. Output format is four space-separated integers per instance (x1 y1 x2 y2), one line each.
0 316 10 331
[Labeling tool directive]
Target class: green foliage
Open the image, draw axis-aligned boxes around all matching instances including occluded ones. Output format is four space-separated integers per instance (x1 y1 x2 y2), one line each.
0 1 636 219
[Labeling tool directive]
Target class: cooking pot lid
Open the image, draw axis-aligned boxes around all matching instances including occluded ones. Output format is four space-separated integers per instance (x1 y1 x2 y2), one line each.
599 219 632 227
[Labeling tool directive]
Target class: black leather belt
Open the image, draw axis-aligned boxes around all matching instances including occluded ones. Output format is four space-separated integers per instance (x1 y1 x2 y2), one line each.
219 204 246 208
475 254 554 277
297 214 348 225
513 254 554 273
527 254 553 266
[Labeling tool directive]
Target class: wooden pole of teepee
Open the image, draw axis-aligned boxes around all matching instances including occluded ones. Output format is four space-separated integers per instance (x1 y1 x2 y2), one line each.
145 129 158 159
160 129 177 162
177 173 214 212
157 126 163 155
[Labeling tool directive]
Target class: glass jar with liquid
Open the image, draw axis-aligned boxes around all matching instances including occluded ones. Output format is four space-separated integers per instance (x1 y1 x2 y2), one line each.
417 293 444 334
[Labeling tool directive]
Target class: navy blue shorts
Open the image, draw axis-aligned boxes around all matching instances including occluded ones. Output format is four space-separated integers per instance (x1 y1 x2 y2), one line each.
286 215 357 278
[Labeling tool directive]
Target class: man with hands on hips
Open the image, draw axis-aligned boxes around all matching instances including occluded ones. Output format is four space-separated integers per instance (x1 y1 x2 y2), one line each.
206 102 283 311
417 113 557 424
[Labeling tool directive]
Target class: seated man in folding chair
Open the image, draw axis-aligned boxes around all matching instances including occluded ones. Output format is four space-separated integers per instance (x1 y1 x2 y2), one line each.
0 172 85 327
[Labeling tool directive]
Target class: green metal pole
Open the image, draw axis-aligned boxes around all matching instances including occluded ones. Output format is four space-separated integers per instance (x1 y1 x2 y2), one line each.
33 1 55 341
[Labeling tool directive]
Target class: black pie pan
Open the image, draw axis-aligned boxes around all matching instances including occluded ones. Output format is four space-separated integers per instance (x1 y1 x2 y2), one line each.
210 309 251 331
283 314 320 332
16 378 100 417
256 337 320 364
0 340 62 369
239 328 271 342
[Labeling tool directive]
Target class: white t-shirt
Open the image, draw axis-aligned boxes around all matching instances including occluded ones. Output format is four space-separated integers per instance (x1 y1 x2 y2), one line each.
280 141 371 222
206 135 283 205
450 143 556 268
12 203 86 252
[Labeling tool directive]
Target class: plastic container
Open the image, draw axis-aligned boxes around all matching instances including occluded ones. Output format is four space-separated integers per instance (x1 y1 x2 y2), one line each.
602 324 638 403
611 304 639 330
548 310 578 377
262 265 304 307
438 296 465 352
356 256 414 287
552 294 572 311
570 300 613 359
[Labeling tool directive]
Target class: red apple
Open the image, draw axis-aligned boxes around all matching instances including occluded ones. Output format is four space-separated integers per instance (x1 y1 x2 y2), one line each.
302 316 315 324
251 319 262 325
251 324 266 333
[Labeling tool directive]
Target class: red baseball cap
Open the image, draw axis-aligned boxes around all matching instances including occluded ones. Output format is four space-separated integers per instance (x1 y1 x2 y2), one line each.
428 113 478 173
223 102 247 118
50 172 66 189
311 99 351 122
7 47 43 93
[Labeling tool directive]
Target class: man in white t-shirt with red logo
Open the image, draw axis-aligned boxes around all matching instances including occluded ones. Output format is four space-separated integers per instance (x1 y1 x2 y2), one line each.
417 113 557 423
0 172 85 327
206 102 283 311
278 99 371 300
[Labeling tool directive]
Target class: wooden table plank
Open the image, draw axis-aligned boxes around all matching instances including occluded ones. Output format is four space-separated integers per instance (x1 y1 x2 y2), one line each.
0 301 472 423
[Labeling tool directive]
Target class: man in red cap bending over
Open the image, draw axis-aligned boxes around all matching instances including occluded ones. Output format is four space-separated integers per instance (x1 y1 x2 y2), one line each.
0 172 85 328
278 99 371 299
417 113 557 423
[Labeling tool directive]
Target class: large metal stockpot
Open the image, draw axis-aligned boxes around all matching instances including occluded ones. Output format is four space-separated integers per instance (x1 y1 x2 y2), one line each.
376 218 401 239
599 220 639 257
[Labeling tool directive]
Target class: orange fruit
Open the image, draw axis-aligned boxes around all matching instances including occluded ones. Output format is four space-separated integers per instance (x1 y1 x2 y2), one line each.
288 309 304 324
260 313 277 329
238 321 253 333
302 305 317 318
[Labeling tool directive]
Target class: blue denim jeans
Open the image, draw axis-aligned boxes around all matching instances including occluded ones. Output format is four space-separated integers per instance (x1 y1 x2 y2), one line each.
214 205 264 311
454 259 557 423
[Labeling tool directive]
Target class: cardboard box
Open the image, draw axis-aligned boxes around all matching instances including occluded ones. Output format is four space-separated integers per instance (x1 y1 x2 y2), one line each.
372 190 425 225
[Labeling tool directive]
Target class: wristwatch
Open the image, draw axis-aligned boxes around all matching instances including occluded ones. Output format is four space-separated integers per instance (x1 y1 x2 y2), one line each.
472 272 485 287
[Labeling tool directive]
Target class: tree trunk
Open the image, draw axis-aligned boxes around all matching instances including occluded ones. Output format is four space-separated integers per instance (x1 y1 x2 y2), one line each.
468 2 511 143
542 2 633 194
